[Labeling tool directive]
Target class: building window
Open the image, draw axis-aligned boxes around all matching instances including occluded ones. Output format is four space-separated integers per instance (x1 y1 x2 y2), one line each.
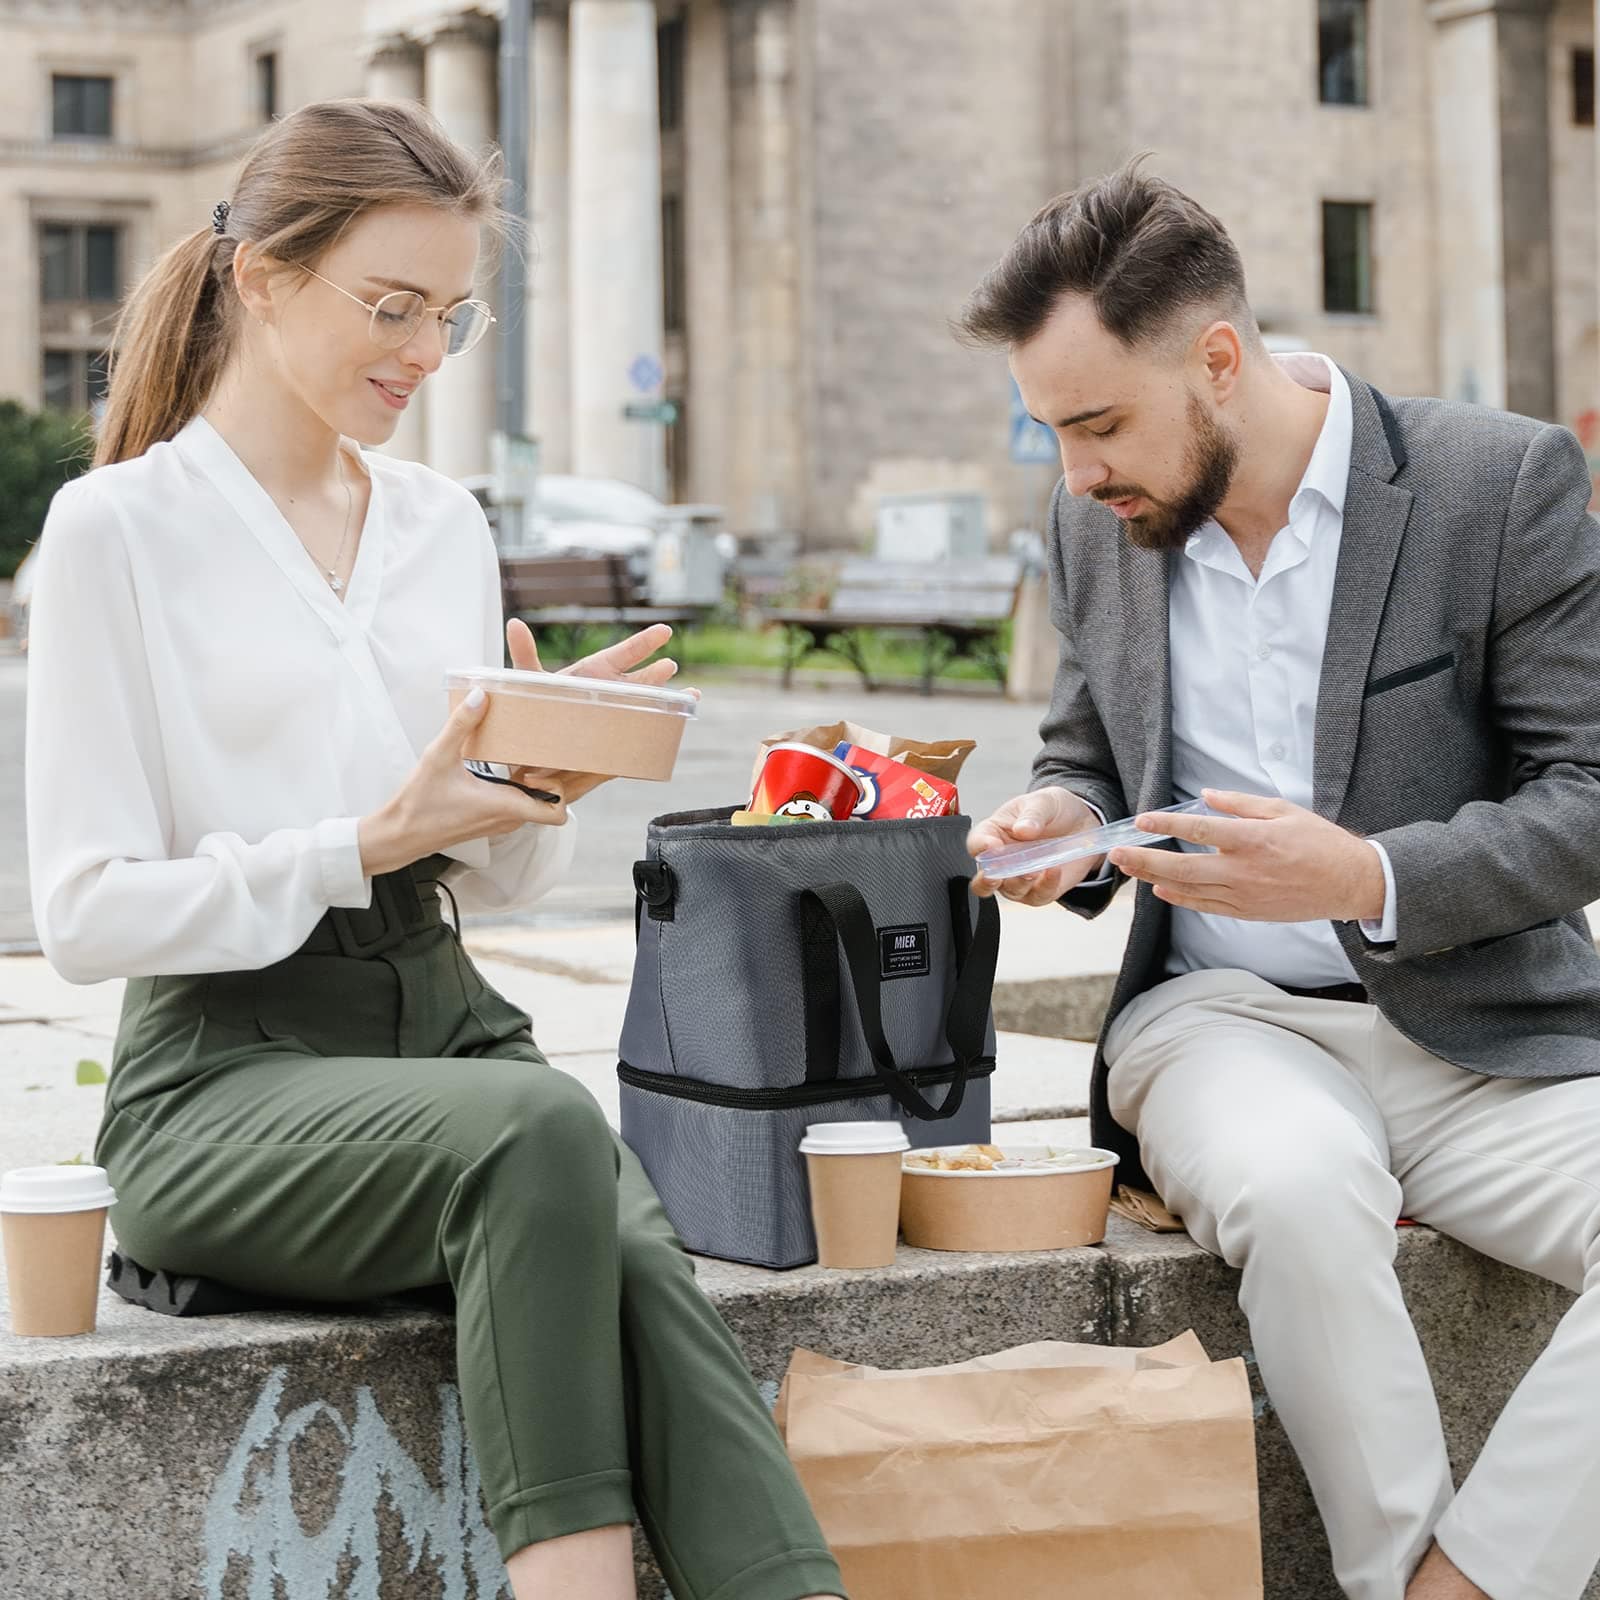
40 223 121 303
1574 48 1595 127
1322 201 1373 315
255 50 279 122
662 194 685 334
658 17 684 132
52 74 114 139
1318 0 1368 106
42 348 111 416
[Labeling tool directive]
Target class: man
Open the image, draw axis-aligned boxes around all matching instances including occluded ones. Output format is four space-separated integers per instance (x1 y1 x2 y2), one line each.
962 160 1600 1600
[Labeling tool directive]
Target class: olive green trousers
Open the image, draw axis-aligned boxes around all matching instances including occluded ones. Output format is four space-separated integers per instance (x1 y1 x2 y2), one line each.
95 856 844 1600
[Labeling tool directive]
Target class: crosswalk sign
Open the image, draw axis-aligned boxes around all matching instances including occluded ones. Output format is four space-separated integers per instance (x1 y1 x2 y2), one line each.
1009 378 1059 466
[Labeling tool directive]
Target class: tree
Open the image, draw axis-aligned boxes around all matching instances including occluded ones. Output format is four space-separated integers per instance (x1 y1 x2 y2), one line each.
0 401 92 579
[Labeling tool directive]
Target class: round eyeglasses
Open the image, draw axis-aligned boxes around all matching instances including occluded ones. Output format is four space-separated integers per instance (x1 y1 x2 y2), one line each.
300 266 497 357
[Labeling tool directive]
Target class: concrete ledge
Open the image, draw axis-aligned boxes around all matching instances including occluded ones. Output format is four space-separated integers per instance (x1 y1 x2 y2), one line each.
993 972 1115 1042
2 1220 1588 1600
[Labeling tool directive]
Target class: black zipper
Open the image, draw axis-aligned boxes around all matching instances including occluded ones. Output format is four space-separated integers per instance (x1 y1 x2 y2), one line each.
616 1057 995 1110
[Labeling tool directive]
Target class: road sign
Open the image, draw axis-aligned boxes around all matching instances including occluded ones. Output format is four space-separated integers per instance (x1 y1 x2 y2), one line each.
622 400 679 424
1008 378 1058 466
628 354 664 393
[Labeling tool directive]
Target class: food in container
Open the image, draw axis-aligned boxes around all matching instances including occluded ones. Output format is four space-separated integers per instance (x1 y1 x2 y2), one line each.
834 743 960 819
749 742 866 822
899 1142 1120 1252
445 668 698 782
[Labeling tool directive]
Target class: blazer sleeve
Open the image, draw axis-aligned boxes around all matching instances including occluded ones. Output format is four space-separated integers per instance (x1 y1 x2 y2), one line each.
1027 479 1130 919
1367 423 1600 960
436 513 577 917
25 476 372 984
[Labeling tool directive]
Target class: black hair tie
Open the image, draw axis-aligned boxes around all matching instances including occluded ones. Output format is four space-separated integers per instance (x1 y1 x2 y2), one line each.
211 200 231 236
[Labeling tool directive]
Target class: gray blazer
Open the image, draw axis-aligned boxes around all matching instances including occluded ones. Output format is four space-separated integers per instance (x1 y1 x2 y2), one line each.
1031 371 1600 1187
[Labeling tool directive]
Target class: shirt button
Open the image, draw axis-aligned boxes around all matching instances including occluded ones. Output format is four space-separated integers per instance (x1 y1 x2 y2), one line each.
1257 643 1272 660
1269 742 1286 761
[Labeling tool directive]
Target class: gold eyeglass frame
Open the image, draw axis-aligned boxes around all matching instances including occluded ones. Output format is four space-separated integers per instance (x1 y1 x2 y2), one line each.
300 265 496 357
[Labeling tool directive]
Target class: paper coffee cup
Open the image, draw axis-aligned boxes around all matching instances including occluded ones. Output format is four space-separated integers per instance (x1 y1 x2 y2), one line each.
798 1122 910 1269
1 1165 116 1337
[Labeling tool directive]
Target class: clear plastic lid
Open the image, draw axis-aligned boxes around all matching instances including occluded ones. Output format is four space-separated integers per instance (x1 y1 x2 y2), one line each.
975 799 1218 881
902 1144 1119 1176
445 667 698 718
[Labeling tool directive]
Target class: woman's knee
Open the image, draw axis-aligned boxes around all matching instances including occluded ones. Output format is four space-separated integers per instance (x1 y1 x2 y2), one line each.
474 1069 617 1184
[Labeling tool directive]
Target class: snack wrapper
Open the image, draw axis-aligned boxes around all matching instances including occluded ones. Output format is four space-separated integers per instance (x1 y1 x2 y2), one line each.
834 743 959 820
751 720 974 795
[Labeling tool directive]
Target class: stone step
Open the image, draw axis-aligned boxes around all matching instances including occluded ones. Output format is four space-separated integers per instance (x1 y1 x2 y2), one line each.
1 1203 1586 1599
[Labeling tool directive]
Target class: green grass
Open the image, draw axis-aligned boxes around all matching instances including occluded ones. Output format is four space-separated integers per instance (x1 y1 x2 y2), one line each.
542 620 1010 686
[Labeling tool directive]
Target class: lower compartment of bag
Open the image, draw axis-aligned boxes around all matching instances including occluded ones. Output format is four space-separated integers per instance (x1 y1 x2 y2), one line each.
617 1059 996 1269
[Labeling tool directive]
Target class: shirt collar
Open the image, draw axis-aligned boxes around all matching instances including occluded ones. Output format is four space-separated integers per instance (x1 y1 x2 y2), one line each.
1183 352 1352 566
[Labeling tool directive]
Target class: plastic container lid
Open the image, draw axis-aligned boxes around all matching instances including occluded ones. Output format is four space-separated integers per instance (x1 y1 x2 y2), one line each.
975 799 1218 881
798 1121 911 1156
444 667 699 719
902 1145 1120 1177
0 1164 117 1214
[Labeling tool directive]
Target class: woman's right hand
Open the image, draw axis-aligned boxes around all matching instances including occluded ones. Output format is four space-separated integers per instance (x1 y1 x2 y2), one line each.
358 688 567 877
967 785 1107 905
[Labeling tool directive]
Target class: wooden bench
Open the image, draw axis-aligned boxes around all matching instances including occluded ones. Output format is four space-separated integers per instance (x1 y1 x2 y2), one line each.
499 553 703 659
771 556 1024 694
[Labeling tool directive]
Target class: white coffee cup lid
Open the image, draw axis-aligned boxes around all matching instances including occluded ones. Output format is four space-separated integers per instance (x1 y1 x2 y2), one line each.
0 1165 117 1215
798 1121 911 1156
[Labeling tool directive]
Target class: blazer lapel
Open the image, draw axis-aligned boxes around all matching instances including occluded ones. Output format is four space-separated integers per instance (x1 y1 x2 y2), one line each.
1116 536 1174 810
1313 376 1415 821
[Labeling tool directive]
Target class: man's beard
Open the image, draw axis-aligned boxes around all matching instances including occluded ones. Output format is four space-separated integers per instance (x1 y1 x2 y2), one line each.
1096 393 1239 552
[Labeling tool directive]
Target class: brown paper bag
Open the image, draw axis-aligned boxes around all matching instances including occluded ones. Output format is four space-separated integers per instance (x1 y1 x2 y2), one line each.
777 1332 1262 1600
751 720 976 794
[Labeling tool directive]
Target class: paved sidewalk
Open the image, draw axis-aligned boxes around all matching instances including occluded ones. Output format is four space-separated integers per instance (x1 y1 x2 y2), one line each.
0 895 1115 1181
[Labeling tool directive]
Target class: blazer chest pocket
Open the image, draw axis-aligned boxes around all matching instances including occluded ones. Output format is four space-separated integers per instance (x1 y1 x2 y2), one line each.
1364 651 1455 698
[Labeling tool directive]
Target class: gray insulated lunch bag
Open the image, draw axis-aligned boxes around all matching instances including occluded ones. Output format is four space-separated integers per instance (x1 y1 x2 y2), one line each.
617 806 1001 1268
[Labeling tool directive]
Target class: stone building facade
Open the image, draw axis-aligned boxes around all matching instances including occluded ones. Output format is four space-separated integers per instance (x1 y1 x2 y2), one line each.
0 0 1595 545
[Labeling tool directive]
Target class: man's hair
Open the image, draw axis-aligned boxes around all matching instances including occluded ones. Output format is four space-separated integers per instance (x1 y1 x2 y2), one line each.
955 156 1259 353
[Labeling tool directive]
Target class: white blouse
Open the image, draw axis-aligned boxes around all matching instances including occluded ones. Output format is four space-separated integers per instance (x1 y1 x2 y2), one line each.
25 415 576 985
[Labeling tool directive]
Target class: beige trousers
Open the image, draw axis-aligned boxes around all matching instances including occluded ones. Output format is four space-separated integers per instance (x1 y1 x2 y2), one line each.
1104 969 1600 1600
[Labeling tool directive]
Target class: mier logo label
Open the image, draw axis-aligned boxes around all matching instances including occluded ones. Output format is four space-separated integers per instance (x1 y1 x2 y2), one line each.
879 923 931 980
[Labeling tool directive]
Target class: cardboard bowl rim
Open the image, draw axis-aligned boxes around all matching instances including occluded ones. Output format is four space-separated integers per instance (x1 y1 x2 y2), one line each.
901 1146 1120 1179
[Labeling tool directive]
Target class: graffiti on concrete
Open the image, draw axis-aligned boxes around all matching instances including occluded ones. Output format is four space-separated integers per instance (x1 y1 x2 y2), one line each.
202 1366 511 1600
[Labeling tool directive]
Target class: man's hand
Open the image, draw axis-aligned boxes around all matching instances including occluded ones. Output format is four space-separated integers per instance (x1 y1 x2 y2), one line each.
503 618 696 805
968 786 1107 906
1109 789 1386 922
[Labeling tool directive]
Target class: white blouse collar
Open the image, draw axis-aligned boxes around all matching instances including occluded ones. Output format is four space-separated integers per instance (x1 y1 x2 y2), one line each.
173 414 386 636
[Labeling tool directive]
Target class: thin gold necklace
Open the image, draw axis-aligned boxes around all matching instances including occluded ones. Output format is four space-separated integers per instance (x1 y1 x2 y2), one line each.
324 449 355 595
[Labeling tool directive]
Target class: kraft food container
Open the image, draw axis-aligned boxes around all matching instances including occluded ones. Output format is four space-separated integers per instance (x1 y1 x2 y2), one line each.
445 668 698 782
899 1145 1120 1252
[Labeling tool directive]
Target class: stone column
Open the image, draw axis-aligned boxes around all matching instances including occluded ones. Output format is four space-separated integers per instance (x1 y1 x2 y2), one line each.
528 2 571 472
683 0 733 506
423 14 499 480
366 36 429 462
728 0 801 532
569 0 666 496
1427 0 1556 419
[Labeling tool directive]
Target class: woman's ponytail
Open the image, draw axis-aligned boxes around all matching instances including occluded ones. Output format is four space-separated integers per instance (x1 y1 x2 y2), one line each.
93 227 233 468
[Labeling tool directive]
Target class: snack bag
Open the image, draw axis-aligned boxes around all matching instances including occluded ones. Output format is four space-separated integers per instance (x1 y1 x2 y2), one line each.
834 743 959 820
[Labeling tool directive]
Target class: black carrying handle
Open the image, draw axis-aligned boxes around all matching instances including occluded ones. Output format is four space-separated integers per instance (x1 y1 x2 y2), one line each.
799 877 1000 1120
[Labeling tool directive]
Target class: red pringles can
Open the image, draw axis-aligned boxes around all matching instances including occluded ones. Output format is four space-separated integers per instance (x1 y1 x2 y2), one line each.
750 742 866 822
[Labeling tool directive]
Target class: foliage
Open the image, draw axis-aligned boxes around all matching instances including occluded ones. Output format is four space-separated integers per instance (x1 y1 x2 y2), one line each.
0 401 92 579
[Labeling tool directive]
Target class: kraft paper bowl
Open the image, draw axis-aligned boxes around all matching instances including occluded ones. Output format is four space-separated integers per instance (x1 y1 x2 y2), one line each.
445 668 698 783
899 1145 1120 1252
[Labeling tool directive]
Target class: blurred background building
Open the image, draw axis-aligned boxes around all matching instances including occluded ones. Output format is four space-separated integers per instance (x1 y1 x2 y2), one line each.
0 0 1594 547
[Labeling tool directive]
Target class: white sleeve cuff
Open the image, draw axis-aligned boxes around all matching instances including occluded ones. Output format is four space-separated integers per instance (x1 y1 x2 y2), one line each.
316 816 373 909
1073 797 1116 886
1358 839 1398 944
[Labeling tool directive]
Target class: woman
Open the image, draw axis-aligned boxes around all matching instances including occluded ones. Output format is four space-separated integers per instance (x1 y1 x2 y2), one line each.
24 98 845 1600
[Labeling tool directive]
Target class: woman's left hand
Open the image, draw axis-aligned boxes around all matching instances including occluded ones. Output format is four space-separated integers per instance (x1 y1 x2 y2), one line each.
501 618 697 805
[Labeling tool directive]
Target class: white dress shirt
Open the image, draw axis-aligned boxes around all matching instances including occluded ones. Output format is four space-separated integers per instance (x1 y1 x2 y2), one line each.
1077 355 1395 987
25 415 576 985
